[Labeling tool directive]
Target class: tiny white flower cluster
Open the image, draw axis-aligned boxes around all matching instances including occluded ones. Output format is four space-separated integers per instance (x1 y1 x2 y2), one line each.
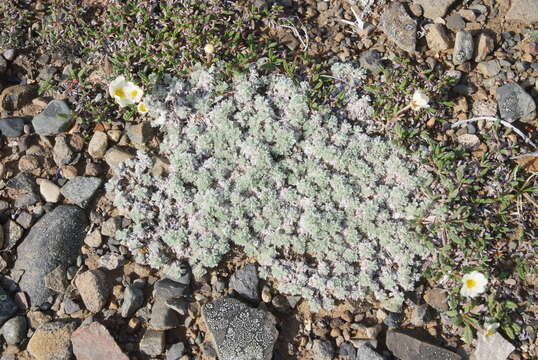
109 75 149 114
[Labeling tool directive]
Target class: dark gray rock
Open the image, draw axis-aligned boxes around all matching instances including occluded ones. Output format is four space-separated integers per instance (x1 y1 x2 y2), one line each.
13 205 88 306
1 315 27 345
386 330 461 360
453 31 474 65
63 298 81 315
229 263 260 303
140 329 165 356
496 83 536 123
121 285 144 318
60 177 102 207
415 0 457 19
6 172 36 191
411 304 431 327
153 278 188 299
32 100 74 136
312 339 335 360
383 312 402 328
356 344 383 360
150 299 181 330
380 3 416 53
166 297 188 316
0 117 26 138
202 297 278 360
166 342 186 360
359 50 384 74
0 287 18 327
338 342 356 358
2 220 23 250
14 192 41 208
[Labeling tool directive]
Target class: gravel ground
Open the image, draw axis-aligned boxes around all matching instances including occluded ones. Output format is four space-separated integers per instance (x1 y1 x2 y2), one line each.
0 0 537 359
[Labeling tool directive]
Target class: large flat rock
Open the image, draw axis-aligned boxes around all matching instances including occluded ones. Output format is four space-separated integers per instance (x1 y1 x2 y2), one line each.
13 205 88 306
202 297 278 360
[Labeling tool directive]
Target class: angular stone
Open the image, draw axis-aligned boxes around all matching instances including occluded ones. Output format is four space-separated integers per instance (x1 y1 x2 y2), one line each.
475 33 495 62
13 205 88 306
71 322 128 360
153 278 188 299
104 147 135 175
380 3 417 53
27 319 78 360
425 24 451 52
0 84 38 112
477 60 501 77
88 131 108 159
84 230 102 248
140 329 165 356
126 122 154 145
1 316 27 345
3 220 23 250
229 263 260 303
0 117 26 138
356 344 383 360
496 83 537 123
75 269 111 313
166 297 189 316
0 287 18 327
32 100 74 136
506 0 538 24
150 299 181 330
446 14 466 32
60 176 102 207
202 297 278 360
424 288 449 312
14 192 41 208
386 330 461 360
6 172 36 191
359 50 384 74
39 179 61 203
121 285 144 318
52 136 74 167
43 265 68 294
415 0 457 19
453 31 474 65
166 342 186 360
312 339 335 360
474 332 515 360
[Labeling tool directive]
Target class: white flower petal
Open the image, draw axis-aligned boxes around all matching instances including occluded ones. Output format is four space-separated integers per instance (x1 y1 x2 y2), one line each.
125 82 144 103
410 89 430 111
460 271 488 298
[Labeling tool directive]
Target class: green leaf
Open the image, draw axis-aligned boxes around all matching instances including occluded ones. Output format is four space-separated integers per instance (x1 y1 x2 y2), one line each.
463 325 473 344
505 301 518 310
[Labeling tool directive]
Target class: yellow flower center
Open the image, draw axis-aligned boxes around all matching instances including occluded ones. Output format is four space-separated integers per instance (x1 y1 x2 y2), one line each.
466 279 476 288
131 90 139 98
138 104 147 113
114 88 125 98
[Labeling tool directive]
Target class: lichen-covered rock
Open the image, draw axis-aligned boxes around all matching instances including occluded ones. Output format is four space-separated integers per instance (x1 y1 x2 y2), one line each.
202 297 278 360
496 83 536 123
108 63 438 310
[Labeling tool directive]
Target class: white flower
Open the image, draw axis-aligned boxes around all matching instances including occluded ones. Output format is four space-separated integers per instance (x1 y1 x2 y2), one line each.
124 82 144 104
460 271 488 298
137 101 149 114
410 89 430 111
204 43 215 55
109 75 132 107
484 319 500 336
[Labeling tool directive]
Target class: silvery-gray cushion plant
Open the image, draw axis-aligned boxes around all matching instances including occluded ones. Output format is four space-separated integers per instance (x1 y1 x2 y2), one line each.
106 62 439 310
